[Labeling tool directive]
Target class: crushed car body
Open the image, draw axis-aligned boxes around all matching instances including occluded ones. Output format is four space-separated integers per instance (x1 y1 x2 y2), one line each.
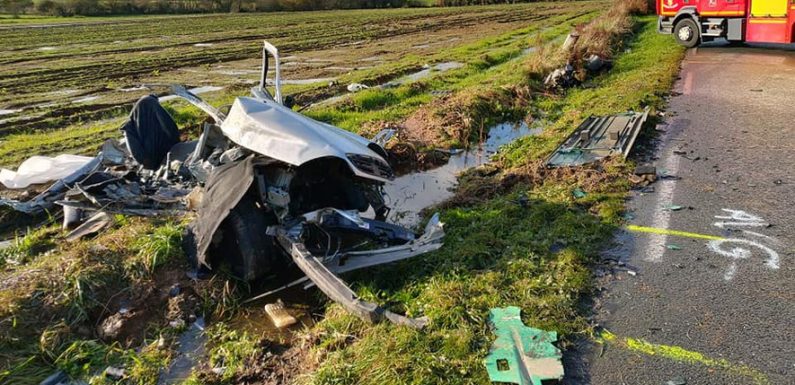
0 41 445 328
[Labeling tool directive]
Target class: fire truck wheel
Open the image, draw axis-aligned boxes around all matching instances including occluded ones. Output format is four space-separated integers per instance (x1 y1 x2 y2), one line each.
674 18 700 48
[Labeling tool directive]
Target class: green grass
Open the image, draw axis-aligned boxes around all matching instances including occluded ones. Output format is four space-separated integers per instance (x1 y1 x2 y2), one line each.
0 10 686 385
298 16 684 385
0 219 190 385
0 2 604 167
303 11 595 134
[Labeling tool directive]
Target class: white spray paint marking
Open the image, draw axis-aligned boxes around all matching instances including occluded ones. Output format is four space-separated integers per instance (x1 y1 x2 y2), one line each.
713 208 769 228
740 230 783 245
709 209 780 281
645 148 681 262
723 262 738 281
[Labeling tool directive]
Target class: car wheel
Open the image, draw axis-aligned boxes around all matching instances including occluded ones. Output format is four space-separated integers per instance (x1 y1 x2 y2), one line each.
220 195 279 282
674 18 700 48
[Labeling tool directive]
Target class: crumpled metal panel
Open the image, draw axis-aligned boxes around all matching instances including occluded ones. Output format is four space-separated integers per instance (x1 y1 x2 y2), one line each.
546 107 649 167
220 97 391 183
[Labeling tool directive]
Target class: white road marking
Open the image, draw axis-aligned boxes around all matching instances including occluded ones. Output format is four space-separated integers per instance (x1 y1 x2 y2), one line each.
644 141 682 263
708 209 780 281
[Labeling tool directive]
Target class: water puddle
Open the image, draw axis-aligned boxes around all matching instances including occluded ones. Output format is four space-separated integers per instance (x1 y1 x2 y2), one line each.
159 86 223 102
157 317 207 385
36 46 57 51
361 55 385 62
228 290 315 339
119 86 148 92
193 43 214 47
72 96 99 104
0 109 22 116
385 62 464 87
305 58 334 63
157 287 314 384
384 121 543 226
314 62 464 107
215 69 260 76
267 77 336 86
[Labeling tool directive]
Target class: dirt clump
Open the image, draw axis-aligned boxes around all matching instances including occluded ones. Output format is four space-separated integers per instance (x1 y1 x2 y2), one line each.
441 158 633 209
198 333 320 385
386 142 450 176
95 268 201 347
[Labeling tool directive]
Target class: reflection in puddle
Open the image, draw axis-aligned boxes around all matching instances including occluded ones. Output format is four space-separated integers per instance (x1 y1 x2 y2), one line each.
215 68 260 76
72 96 99 104
0 109 22 116
384 62 464 87
384 121 543 226
229 290 314 340
119 86 148 92
157 317 206 385
267 77 336 86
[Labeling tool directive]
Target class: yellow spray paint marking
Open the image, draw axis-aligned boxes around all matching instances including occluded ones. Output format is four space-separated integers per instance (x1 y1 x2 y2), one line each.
625 225 724 241
599 330 769 385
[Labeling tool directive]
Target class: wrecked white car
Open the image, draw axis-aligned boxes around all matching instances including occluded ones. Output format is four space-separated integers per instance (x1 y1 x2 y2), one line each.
1 42 443 328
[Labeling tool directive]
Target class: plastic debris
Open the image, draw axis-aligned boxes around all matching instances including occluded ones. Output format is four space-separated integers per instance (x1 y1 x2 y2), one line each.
346 83 370 92
561 32 580 52
0 154 93 189
264 299 298 328
572 188 587 199
544 63 577 90
546 108 650 167
484 306 564 385
585 54 612 72
65 211 115 242
666 244 682 250
104 366 125 380
665 205 685 211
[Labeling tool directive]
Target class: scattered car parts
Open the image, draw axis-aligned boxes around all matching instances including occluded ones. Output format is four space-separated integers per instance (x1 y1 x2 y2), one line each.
0 41 445 329
484 306 564 385
546 107 650 167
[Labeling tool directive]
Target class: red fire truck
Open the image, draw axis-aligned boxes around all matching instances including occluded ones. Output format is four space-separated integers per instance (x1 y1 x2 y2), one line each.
657 0 795 47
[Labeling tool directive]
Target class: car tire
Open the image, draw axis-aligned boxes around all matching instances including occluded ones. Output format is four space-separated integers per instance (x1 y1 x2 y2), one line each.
674 18 700 48
220 195 279 282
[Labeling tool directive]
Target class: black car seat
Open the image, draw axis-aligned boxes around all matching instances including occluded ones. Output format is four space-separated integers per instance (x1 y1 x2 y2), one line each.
121 95 181 170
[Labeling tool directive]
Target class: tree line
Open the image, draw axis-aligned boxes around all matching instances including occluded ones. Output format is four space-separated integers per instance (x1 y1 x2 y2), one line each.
1 0 559 17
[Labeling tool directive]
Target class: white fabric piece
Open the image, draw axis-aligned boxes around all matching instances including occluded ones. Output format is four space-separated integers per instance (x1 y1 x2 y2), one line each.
0 154 93 189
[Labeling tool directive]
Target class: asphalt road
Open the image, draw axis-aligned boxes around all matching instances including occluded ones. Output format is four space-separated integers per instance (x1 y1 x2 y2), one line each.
580 44 795 385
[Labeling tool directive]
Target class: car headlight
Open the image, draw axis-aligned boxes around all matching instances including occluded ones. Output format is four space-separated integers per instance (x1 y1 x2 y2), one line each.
346 153 394 181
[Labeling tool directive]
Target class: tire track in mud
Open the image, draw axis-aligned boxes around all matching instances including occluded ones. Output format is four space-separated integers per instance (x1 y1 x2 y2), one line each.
0 9 592 137
0 8 567 88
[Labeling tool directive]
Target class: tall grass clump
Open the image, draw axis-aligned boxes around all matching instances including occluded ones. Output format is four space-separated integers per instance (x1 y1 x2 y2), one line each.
128 222 184 276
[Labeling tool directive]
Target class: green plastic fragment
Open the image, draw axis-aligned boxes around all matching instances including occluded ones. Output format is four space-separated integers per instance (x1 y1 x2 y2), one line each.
666 244 682 250
572 188 587 199
483 306 564 385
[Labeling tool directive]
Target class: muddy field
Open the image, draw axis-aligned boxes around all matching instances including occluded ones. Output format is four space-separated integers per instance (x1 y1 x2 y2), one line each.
0 2 599 166
0 2 692 385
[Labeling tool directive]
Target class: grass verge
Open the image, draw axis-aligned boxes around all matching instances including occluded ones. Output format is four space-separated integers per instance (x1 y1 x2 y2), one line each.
291 15 684 385
0 7 687 385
